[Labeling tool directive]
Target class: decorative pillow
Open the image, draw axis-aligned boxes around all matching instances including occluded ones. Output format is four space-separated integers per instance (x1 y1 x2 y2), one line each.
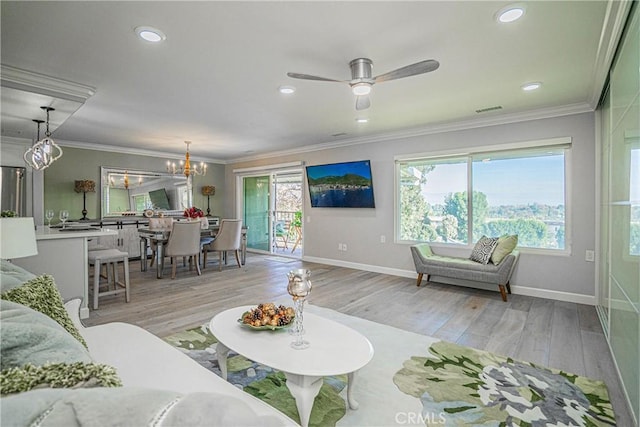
0 300 91 371
1 275 87 348
491 234 518 265
0 259 37 293
0 362 121 395
469 236 499 264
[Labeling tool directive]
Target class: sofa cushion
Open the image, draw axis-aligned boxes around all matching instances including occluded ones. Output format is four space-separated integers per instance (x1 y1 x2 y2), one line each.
491 234 518 265
469 236 499 264
1 387 289 426
0 300 91 372
1 275 87 348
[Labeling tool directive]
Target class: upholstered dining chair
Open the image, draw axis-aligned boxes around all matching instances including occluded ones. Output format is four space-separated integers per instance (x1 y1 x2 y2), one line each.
148 217 174 268
202 219 243 271
163 220 203 279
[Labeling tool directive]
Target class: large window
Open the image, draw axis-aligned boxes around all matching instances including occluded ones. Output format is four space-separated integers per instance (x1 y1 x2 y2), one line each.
398 145 568 251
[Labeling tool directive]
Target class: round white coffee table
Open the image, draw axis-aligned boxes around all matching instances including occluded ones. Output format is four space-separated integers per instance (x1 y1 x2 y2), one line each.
210 305 374 427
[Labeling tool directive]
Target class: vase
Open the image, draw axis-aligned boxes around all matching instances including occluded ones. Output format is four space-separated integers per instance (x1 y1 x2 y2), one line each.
287 269 312 350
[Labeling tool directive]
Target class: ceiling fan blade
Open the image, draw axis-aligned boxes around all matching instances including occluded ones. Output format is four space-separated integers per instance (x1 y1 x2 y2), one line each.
373 59 440 83
355 95 370 111
287 72 344 83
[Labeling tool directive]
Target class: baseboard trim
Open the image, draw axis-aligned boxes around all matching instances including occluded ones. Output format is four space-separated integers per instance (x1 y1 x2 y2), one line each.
302 256 595 305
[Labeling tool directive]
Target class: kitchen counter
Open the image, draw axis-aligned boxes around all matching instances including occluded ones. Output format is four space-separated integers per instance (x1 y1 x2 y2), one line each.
14 227 117 319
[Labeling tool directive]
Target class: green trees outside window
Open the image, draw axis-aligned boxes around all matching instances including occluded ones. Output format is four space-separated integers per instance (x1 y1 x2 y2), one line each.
398 146 568 250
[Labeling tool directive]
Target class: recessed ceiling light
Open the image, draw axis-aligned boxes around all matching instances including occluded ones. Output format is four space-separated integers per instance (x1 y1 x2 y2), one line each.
522 82 542 91
355 118 368 123
497 5 525 23
135 26 166 43
278 85 296 94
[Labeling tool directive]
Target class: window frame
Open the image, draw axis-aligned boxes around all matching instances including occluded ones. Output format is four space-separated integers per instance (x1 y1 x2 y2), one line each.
394 137 572 255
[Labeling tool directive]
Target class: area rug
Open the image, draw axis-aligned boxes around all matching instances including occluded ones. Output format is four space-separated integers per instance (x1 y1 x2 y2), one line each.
164 305 616 426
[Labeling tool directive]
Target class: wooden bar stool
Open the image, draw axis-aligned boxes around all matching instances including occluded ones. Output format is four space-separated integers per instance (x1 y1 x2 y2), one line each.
88 249 131 309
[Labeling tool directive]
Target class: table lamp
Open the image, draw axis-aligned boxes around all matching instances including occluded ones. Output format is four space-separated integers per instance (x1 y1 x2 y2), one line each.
0 217 38 261
74 180 96 221
201 186 215 216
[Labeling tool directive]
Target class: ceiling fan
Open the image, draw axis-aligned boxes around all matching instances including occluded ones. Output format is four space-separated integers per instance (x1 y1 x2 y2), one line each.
287 57 439 110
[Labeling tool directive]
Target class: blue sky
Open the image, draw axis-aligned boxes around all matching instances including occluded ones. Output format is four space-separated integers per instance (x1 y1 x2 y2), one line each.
307 161 372 180
422 155 565 206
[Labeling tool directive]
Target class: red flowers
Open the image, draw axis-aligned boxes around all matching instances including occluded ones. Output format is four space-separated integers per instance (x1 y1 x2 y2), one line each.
184 207 204 219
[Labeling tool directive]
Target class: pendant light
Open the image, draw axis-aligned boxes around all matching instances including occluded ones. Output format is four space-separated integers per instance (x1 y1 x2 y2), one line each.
23 107 63 170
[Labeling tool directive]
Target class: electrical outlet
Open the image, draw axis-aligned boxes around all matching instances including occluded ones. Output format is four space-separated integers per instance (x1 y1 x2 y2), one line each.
343 243 347 251
338 243 342 251
380 235 386 243
585 250 595 262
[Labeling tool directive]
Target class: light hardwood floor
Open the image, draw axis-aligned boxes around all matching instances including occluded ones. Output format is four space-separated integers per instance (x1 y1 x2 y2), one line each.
85 253 635 426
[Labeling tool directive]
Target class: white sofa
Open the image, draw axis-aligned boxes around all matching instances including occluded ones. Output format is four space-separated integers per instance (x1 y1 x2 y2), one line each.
63 299 298 426
0 258 297 426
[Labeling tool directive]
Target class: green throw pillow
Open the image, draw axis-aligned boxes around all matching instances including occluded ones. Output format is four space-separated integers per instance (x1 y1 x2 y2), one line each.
0 362 121 395
1 275 87 348
491 234 518 265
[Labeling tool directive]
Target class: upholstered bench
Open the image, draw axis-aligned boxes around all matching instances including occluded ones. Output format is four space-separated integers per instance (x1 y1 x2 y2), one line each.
410 241 519 302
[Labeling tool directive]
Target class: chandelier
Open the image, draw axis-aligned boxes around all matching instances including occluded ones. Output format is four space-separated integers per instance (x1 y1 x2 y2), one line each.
23 107 63 170
166 141 207 177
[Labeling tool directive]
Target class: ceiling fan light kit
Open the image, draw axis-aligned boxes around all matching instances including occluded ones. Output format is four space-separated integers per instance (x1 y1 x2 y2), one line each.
287 56 439 110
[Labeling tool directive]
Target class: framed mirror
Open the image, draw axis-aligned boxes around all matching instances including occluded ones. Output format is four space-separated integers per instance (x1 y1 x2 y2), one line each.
100 167 192 218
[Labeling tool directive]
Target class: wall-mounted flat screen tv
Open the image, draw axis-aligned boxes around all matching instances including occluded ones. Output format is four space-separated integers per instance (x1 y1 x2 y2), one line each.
306 160 375 208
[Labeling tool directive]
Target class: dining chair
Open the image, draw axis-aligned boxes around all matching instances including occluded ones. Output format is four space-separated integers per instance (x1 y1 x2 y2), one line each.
148 217 173 268
202 219 243 271
163 220 203 279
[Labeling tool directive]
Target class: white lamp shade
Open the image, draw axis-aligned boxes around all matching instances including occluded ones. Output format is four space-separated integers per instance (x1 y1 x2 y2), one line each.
0 217 38 260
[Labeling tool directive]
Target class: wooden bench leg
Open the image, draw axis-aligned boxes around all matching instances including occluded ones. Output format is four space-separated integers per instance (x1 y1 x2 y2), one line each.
416 273 423 287
506 281 512 294
498 284 508 302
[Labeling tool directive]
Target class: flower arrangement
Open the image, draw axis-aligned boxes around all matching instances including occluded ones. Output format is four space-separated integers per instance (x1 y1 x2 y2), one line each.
183 206 204 219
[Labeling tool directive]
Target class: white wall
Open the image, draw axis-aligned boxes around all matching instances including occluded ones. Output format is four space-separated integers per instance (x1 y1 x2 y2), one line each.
226 112 597 303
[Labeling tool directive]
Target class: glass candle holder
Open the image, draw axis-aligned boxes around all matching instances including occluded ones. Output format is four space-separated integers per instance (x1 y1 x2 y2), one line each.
287 269 312 350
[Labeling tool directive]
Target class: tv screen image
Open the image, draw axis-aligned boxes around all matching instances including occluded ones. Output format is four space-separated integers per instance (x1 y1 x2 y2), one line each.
306 160 375 208
148 188 171 210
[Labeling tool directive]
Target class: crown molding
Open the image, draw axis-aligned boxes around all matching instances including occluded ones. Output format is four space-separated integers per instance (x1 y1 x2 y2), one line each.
0 64 95 104
588 0 634 108
57 139 226 165
228 102 594 164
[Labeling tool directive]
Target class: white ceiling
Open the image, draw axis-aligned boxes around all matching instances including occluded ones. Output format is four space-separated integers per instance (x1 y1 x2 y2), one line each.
0 1 627 163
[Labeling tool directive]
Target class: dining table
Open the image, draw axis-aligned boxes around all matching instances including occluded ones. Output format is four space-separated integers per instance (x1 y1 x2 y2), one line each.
138 225 248 279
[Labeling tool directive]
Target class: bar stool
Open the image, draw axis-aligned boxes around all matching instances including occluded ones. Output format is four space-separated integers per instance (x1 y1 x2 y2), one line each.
88 249 131 309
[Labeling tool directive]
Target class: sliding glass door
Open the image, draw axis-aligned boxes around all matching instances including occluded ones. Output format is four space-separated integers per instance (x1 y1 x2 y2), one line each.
243 175 270 252
241 169 303 256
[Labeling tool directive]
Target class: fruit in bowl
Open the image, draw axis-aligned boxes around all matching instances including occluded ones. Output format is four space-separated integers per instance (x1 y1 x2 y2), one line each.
241 303 295 329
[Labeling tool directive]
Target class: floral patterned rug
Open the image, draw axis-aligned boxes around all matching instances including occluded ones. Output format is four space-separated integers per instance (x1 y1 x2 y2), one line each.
164 323 347 427
393 340 616 426
164 305 615 426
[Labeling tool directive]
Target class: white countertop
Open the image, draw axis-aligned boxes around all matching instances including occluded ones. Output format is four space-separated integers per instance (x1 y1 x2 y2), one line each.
35 227 118 240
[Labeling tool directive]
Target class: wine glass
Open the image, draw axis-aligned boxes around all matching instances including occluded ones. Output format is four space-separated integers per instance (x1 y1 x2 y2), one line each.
45 209 54 228
59 210 69 228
